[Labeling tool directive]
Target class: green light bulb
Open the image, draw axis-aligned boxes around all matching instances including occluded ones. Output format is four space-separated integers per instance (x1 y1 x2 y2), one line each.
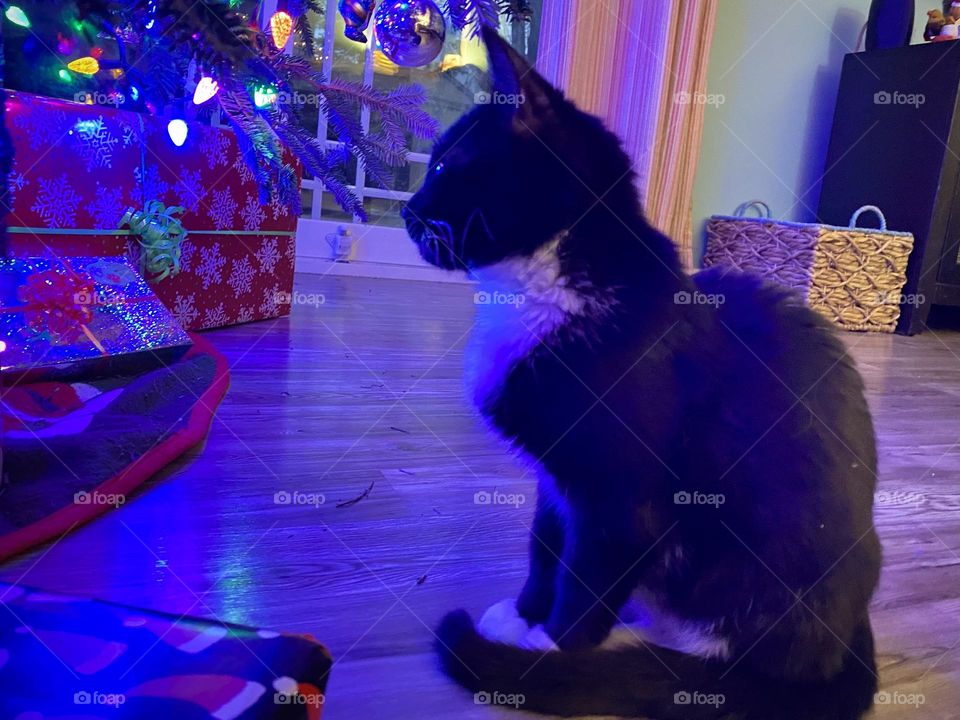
253 85 277 108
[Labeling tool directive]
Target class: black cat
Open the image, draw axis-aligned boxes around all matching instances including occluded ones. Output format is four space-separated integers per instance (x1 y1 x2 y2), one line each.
403 29 881 720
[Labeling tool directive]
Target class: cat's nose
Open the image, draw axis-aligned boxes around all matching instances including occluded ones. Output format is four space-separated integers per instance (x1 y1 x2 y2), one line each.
400 206 412 222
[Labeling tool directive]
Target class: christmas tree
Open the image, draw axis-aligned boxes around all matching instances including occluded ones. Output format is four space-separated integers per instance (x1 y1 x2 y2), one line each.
0 0 531 225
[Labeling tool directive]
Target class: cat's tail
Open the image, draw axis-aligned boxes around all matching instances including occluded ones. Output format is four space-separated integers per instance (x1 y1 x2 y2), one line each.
435 609 877 719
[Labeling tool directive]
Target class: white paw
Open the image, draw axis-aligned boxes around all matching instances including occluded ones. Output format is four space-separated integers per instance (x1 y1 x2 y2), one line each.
519 624 559 652
477 598 530 645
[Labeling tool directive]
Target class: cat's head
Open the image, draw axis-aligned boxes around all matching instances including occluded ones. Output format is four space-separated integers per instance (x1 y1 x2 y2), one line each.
403 28 637 271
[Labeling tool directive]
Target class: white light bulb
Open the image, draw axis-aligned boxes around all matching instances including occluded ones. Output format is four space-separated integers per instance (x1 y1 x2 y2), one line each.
167 118 188 147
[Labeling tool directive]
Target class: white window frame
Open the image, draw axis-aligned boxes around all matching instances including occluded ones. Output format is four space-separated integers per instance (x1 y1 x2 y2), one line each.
259 0 538 277
302 4 431 225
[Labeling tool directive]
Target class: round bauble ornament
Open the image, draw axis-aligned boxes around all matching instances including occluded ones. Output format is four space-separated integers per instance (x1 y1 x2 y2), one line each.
374 0 446 68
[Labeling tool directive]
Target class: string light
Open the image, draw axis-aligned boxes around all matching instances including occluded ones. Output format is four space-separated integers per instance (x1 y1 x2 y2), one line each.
67 56 100 75
167 118 188 147
270 11 293 49
193 76 219 104
253 84 278 108
4 5 30 28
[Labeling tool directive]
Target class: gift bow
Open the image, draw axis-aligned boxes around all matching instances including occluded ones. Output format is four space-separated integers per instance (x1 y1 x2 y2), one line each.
16 269 100 346
120 201 188 282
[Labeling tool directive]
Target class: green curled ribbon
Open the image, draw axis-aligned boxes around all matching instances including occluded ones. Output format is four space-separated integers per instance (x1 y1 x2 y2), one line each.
119 201 187 282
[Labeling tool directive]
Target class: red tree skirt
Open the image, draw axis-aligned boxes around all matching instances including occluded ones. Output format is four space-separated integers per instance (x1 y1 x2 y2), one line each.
0 333 230 562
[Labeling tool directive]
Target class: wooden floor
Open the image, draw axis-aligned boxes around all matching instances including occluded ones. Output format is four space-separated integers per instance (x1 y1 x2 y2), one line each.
3 272 960 719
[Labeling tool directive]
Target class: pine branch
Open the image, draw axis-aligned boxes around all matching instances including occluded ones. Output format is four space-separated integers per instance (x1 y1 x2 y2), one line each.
219 87 285 166
266 54 438 194
318 94 393 188
268 111 365 220
296 14 316 59
444 0 501 37
270 57 439 140
277 164 302 217
287 0 309 16
156 0 256 73
218 85 289 204
322 77 439 140
232 125 273 204
500 0 533 21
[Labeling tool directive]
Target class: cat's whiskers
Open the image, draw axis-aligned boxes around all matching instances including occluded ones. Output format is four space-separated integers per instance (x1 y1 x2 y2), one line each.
463 207 496 264
425 219 457 266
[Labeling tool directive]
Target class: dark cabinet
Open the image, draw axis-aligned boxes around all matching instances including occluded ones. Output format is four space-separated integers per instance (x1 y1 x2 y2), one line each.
818 42 960 334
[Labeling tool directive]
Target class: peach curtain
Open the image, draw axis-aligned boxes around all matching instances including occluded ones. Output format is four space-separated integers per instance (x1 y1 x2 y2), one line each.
536 0 718 268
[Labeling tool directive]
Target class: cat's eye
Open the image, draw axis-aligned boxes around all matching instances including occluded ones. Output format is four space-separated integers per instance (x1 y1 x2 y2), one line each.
433 161 445 174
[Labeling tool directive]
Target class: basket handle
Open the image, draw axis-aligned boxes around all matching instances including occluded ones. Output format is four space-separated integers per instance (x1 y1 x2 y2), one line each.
849 205 887 231
733 200 772 219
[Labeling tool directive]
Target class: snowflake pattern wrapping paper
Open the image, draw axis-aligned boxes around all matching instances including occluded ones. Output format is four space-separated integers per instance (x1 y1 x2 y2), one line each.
6 91 300 331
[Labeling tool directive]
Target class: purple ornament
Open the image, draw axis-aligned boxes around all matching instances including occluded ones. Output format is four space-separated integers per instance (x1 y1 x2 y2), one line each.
339 0 376 43
374 0 446 67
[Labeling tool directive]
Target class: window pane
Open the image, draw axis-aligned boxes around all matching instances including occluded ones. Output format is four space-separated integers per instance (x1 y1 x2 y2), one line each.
364 197 407 228
371 25 487 156
301 188 314 218
326 13 367 143
366 160 427 193
321 2 541 231
289 7 327 176
321 190 357 223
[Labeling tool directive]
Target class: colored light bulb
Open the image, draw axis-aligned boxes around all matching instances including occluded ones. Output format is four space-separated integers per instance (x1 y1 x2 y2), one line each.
193 76 219 104
5 6 30 28
253 85 278 108
167 118 188 147
270 10 293 49
67 56 100 75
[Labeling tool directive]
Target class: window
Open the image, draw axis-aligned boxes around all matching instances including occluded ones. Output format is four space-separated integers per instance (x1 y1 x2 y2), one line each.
284 1 541 229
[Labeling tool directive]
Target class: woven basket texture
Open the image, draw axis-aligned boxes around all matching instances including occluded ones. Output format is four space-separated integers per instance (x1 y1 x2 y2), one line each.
704 212 914 333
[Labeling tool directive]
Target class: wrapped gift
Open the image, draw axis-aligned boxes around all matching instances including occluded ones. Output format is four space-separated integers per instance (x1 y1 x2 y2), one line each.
0 582 333 719
6 90 299 330
0 256 192 381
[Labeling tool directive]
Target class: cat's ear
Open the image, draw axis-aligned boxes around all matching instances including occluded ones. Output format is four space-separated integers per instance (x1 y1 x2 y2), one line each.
481 26 563 133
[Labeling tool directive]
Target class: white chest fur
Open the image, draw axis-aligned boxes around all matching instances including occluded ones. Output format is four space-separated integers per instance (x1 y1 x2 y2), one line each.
464 234 613 409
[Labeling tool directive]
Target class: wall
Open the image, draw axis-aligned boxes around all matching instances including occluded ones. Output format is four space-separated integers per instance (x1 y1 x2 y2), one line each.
691 0 931 266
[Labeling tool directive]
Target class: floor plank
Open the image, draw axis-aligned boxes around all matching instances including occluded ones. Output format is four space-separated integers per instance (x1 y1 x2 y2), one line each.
3 272 960 719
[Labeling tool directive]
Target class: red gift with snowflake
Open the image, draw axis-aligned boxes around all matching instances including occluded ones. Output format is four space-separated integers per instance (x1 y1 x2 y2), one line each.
6 90 299 331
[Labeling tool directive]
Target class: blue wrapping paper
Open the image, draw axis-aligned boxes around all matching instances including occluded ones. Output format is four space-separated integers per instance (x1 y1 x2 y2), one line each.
0 256 191 379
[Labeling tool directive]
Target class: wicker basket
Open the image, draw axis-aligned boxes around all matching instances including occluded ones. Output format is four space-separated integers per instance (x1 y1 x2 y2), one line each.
704 201 915 333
